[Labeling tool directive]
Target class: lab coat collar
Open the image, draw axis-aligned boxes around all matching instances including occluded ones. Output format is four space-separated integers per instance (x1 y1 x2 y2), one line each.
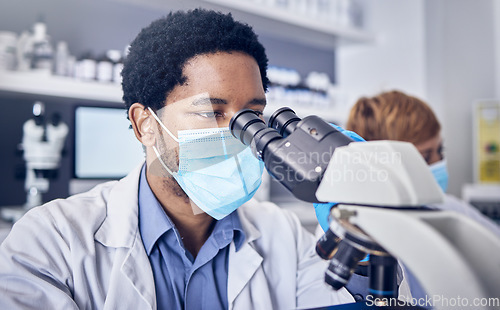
237 200 262 243
227 200 263 305
95 162 143 248
94 161 156 310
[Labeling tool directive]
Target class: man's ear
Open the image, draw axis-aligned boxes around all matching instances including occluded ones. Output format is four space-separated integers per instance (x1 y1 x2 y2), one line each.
129 103 155 147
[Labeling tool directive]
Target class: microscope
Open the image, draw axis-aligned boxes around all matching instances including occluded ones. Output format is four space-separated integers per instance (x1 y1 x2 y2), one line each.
230 107 500 310
2 102 68 223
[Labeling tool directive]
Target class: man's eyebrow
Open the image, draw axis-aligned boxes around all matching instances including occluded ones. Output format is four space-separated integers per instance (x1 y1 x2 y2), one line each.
248 98 267 106
191 97 227 106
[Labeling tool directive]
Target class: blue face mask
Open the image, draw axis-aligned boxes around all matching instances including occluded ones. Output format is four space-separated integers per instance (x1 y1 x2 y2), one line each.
429 159 449 193
148 108 264 220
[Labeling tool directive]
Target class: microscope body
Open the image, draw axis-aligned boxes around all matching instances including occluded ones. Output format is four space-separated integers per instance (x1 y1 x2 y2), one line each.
319 141 500 309
22 117 68 208
230 107 500 310
2 102 67 223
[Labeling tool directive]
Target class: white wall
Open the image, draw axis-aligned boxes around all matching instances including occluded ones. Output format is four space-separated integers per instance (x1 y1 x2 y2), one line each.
426 0 497 197
335 0 427 124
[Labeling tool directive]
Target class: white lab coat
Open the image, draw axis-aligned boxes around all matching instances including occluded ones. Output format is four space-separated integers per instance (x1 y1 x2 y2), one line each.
0 164 354 309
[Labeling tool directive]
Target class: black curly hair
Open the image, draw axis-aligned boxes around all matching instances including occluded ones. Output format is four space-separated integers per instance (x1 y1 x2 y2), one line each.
122 8 269 112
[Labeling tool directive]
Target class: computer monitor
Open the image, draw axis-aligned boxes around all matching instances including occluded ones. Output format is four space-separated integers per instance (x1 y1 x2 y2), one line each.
73 105 144 180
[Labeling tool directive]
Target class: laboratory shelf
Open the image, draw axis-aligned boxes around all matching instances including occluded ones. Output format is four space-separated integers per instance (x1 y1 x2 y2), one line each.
201 0 375 49
0 70 123 103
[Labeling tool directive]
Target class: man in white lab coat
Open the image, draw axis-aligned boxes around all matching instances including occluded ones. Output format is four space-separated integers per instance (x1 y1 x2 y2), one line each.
0 9 354 309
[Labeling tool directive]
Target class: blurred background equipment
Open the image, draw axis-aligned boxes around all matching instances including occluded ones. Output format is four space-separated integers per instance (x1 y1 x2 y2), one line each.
474 101 500 183
462 101 500 224
1 101 68 222
69 105 145 195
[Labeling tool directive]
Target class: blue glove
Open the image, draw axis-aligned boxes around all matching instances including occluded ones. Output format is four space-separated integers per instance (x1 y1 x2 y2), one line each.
329 123 365 143
314 124 365 232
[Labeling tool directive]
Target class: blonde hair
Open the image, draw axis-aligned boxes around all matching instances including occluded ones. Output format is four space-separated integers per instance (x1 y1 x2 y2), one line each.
346 90 441 145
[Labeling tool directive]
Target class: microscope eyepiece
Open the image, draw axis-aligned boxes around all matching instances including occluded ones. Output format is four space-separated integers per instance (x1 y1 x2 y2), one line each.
268 107 301 137
229 109 281 160
229 109 265 146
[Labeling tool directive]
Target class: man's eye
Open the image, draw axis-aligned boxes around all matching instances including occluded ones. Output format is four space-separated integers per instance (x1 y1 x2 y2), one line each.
196 111 222 118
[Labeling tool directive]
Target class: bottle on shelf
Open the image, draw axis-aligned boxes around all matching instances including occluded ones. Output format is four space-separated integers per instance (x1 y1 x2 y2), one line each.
16 31 34 72
96 53 114 83
104 49 122 84
75 51 97 81
66 54 76 78
53 41 70 77
31 18 54 72
113 60 123 84
0 31 18 71
266 66 335 112
113 45 130 84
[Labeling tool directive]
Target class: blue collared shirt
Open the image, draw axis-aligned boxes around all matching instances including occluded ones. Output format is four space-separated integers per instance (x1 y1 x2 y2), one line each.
138 166 245 310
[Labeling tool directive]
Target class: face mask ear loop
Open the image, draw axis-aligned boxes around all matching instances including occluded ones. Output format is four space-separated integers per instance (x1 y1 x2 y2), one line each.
152 145 176 176
147 107 179 143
